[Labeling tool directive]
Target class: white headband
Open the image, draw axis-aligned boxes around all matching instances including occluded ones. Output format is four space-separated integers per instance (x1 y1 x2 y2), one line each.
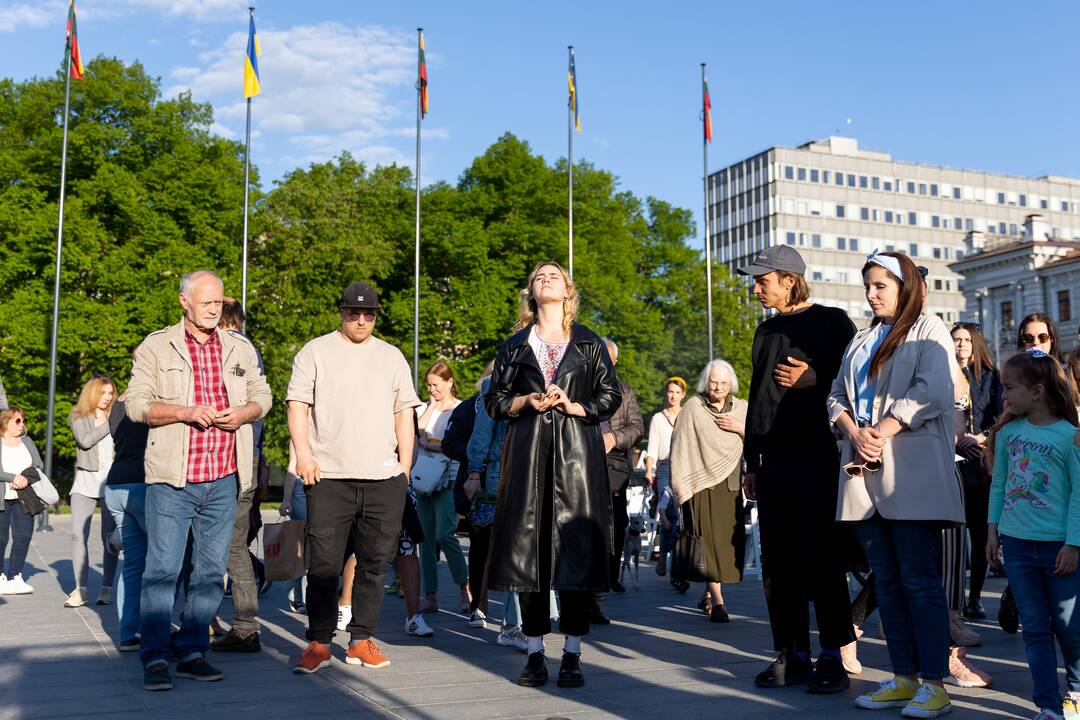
866 250 904 282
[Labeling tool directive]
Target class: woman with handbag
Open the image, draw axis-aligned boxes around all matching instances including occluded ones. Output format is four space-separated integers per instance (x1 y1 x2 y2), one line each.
0 406 44 595
414 361 469 615
65 375 120 608
951 323 1002 619
827 251 962 718
669 359 747 624
486 261 622 689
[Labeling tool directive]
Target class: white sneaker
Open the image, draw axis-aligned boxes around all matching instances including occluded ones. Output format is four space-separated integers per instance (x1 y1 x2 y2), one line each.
405 614 434 637
336 604 351 631
468 609 487 628
5 574 34 595
0 574 7 594
497 626 529 651
64 588 87 607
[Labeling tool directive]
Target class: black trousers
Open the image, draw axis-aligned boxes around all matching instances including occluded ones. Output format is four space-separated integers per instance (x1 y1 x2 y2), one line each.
757 456 855 652
593 483 628 610
519 447 591 638
0 500 34 576
468 524 491 613
304 476 406 643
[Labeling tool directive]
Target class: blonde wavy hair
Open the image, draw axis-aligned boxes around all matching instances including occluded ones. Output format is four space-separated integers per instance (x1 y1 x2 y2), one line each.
515 261 579 336
73 375 115 419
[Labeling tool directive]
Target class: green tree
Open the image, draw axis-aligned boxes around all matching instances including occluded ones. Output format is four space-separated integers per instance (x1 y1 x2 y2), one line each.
0 57 249 486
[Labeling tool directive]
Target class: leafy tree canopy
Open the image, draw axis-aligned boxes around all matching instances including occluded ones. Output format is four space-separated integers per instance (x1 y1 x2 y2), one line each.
0 59 756 484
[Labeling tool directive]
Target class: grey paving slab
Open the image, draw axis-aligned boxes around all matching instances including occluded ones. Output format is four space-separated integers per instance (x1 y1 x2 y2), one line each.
0 513 1043 719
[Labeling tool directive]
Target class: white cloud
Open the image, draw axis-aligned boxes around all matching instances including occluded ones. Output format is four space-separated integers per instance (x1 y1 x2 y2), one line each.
116 0 243 22
0 1 64 32
166 21 447 178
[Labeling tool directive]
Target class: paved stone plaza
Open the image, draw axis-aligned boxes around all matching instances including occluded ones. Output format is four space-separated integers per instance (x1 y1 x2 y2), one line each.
0 514 1046 719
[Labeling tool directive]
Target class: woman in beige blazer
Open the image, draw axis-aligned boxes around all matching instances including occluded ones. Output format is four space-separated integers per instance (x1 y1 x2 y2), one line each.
826 251 963 718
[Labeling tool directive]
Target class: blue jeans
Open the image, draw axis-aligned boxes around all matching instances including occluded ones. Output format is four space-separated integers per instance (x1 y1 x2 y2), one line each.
140 476 237 667
855 513 950 680
104 483 148 643
286 481 307 605
1002 535 1080 712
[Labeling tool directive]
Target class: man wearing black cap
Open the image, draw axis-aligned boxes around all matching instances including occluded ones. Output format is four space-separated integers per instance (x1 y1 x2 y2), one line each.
737 246 858 694
287 281 421 674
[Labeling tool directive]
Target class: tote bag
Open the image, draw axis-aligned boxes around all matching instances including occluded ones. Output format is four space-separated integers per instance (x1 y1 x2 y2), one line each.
263 519 306 581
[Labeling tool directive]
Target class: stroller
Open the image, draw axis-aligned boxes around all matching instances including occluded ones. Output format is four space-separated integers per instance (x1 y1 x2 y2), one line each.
620 480 652 589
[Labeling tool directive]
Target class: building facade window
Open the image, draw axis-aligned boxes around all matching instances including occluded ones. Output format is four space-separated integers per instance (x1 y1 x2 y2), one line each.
1059 290 1072 322
847 174 856 187
932 215 941 228
998 192 1006 204
934 279 943 290
859 175 868 189
930 184 939 197
933 247 942 259
908 211 917 225
885 210 894 223
909 243 919 257
823 170 831 184
953 217 963 230
953 187 961 199
835 172 844 186
810 169 819 182
919 183 927 195
798 167 807 181
861 207 870 220
849 238 859 252
786 232 796 245
812 271 823 281
837 236 847 250
1001 300 1014 330
1020 193 1027 207
785 166 794 179
907 181 916 194
836 205 846 218
872 177 880 190
812 233 822 248
884 180 893 192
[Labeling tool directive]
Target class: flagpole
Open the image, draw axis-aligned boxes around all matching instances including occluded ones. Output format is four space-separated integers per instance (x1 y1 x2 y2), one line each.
41 19 78 533
413 27 423 389
241 4 254 312
702 63 714 362
567 45 574 279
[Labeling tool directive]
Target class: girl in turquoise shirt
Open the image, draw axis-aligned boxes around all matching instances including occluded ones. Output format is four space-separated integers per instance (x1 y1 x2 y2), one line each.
987 350 1080 720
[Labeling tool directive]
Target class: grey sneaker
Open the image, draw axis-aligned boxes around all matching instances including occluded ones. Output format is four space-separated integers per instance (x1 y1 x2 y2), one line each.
175 658 224 682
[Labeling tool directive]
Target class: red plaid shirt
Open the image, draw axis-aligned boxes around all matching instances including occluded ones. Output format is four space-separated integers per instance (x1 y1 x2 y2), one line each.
184 329 237 483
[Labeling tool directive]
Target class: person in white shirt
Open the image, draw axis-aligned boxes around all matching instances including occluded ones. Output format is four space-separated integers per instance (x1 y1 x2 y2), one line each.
643 376 686 573
0 406 43 595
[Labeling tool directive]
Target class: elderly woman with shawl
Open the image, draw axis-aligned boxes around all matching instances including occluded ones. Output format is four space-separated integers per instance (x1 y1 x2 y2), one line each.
670 359 747 623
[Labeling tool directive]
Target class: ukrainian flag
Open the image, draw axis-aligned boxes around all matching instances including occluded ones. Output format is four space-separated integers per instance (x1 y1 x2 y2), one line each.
243 15 261 98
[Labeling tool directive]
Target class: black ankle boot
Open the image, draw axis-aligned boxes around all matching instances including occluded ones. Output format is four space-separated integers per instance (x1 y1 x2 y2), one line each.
517 651 548 687
557 652 584 687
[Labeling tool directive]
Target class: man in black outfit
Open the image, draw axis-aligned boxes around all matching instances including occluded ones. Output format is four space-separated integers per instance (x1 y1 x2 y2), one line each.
738 246 856 695
590 339 643 624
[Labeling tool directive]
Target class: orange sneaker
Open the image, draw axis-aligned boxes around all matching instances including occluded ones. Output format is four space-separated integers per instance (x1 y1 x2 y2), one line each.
293 641 332 674
346 638 391 668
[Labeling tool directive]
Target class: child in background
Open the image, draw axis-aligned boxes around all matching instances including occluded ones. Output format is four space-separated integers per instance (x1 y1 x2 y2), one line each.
987 350 1080 720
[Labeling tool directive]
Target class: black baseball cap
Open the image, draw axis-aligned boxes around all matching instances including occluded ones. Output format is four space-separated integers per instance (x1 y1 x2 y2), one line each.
339 281 380 310
737 245 806 276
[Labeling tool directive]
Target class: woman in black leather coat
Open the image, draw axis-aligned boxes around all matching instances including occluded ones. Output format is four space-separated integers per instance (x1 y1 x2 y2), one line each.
485 261 621 689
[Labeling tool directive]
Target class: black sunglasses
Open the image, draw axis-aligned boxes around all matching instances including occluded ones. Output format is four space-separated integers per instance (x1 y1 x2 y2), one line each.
1021 332 1052 346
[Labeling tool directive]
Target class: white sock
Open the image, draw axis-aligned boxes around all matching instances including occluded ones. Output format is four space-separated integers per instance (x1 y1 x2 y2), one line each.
564 634 582 654
526 635 544 654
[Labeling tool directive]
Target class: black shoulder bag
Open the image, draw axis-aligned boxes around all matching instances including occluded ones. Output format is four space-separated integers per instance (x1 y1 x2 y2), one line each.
671 501 709 583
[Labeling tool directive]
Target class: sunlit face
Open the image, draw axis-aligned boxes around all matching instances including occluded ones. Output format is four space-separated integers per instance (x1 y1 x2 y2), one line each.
3 413 25 439
179 276 224 332
863 266 901 320
530 265 568 307
751 272 792 310
426 373 453 402
952 329 973 365
339 308 377 343
706 366 731 405
1020 320 1053 354
665 382 685 409
98 383 115 411
1001 367 1039 416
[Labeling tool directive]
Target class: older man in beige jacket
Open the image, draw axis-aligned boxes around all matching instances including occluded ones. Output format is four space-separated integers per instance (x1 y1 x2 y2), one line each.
126 270 271 692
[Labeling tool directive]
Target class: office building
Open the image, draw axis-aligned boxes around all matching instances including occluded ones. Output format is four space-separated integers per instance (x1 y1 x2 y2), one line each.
709 136 1080 326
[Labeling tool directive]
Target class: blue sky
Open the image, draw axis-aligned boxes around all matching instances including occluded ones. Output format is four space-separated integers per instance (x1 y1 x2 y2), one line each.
3 0 1080 241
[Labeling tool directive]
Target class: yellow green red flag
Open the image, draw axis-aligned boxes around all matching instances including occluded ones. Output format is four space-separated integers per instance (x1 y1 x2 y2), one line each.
66 1 85 80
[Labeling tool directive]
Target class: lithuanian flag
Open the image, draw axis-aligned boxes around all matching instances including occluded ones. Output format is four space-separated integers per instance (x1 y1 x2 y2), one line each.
243 15 262 98
568 51 580 133
703 74 713 143
66 0 84 80
419 31 428 119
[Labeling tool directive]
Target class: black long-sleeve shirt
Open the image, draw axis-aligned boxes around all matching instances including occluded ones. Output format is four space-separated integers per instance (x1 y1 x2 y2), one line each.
744 304 855 473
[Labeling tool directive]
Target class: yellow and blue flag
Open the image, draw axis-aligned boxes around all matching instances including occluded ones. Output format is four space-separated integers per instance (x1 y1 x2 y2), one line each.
568 50 580 133
243 15 261 98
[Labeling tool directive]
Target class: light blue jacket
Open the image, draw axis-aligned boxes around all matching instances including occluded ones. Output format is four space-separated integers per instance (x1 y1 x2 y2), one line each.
466 378 507 493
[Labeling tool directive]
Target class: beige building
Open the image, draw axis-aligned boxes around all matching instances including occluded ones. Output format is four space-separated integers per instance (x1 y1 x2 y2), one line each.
710 136 1080 326
949 215 1079 364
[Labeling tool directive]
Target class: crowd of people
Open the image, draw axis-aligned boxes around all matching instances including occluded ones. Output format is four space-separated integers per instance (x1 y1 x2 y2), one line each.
0 254 1079 719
